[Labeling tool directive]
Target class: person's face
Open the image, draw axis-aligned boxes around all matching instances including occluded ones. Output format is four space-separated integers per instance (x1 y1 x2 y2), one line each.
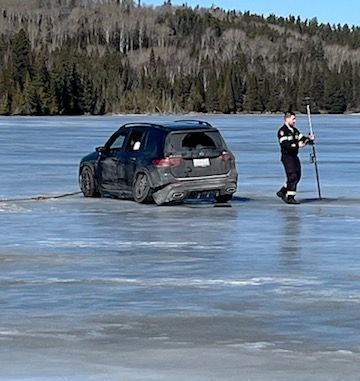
286 115 296 127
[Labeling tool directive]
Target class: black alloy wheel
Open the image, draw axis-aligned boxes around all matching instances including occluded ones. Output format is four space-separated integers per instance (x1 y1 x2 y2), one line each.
80 166 99 197
133 173 153 203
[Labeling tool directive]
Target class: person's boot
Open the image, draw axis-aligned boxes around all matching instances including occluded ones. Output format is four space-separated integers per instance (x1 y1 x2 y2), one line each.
276 187 287 201
286 196 300 204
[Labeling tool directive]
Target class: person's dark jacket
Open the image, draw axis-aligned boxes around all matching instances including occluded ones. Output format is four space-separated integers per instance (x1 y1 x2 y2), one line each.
277 124 311 156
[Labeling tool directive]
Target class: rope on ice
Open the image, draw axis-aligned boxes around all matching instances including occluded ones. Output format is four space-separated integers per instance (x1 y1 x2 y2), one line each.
0 191 82 203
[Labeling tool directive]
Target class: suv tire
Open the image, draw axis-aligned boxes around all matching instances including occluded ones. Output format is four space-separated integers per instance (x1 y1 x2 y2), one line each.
80 166 99 197
133 173 153 203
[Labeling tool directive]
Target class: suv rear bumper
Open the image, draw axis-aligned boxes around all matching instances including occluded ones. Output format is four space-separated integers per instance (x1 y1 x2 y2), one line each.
152 173 237 205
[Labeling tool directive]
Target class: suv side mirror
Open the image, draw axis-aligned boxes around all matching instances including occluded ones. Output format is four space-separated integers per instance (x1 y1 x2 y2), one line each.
96 146 106 153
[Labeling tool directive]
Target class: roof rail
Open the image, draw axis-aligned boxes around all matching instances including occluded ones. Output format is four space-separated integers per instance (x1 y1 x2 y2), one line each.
174 119 213 128
121 122 164 128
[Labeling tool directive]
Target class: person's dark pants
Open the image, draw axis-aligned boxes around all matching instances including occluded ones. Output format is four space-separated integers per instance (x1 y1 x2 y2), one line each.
280 154 301 197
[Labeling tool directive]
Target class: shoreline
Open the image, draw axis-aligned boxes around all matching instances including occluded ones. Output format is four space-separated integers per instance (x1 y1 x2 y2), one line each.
1 111 359 118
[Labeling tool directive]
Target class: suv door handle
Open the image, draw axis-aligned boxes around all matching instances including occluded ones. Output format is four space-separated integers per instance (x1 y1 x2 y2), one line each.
129 157 137 162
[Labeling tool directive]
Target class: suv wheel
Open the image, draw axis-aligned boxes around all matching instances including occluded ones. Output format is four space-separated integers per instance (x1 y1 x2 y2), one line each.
133 173 153 203
80 166 99 197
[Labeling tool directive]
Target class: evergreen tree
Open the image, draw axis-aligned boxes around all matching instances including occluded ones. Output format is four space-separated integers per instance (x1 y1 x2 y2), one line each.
352 64 360 111
266 76 282 112
260 77 271 111
23 71 42 115
34 59 58 114
230 68 244 112
188 81 205 112
309 64 325 111
55 60 84 115
297 65 312 113
0 69 12 115
244 73 262 112
173 73 191 112
82 76 96 114
205 69 220 112
340 61 354 109
12 29 32 90
219 69 235 114
324 71 347 113
0 93 10 115
11 84 25 115
283 79 298 113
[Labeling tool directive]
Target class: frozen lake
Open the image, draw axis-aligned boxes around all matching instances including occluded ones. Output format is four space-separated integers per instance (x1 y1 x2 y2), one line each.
0 114 360 380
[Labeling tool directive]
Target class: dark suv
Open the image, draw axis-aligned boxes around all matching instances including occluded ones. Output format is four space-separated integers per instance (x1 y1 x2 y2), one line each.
79 120 238 205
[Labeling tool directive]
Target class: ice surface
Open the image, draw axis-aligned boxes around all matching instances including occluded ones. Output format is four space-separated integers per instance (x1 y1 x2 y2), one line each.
0 115 360 380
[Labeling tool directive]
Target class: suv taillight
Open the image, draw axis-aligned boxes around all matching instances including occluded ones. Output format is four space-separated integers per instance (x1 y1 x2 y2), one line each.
153 156 183 167
219 151 232 161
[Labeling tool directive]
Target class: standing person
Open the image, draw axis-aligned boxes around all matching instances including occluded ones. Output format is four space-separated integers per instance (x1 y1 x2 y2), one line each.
277 111 315 204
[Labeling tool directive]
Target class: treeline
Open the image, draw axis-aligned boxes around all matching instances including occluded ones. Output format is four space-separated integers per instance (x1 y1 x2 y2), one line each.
0 0 359 115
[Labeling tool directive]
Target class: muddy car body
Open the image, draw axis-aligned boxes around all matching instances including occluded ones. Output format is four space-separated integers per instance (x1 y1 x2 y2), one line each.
79 120 238 205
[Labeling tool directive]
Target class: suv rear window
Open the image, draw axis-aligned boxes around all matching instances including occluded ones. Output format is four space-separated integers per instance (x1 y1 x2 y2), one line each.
165 131 224 157
182 132 217 149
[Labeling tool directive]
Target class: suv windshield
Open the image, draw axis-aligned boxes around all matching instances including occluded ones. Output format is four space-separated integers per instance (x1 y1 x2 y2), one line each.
165 130 224 157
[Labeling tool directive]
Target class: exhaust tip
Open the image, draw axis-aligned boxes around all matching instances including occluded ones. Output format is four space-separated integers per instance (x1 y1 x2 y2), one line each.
172 192 185 200
225 187 236 193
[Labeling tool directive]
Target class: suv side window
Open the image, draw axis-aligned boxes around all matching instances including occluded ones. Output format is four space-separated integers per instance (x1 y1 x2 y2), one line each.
107 131 127 150
125 130 146 152
145 128 165 154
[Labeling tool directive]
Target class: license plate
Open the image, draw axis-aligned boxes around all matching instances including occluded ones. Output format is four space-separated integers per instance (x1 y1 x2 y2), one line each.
193 158 210 167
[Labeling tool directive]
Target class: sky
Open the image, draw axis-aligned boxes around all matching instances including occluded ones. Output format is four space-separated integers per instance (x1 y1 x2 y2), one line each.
143 0 360 27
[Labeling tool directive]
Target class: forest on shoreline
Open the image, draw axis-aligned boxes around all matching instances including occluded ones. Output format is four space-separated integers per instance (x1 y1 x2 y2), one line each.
0 0 359 115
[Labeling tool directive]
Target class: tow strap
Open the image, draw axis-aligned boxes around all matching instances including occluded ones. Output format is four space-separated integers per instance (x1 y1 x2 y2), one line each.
0 191 82 204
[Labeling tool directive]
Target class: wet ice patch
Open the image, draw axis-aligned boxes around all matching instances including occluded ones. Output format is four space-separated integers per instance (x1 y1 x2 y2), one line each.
226 341 275 350
0 329 21 337
0 276 323 289
0 202 30 213
7 378 98 381
36 239 224 251
274 286 360 303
